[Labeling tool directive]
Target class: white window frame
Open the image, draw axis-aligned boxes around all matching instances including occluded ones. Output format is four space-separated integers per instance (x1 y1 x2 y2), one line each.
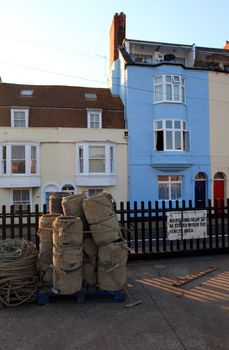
87 109 102 128
0 143 40 176
158 175 182 201
11 109 29 128
154 75 185 103
11 188 32 210
154 119 189 152
76 143 115 175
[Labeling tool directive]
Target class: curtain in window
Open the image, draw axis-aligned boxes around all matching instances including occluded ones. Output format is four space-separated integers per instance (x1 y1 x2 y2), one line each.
158 183 169 200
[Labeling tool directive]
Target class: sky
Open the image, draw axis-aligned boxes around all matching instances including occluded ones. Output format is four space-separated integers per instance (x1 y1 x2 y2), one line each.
0 0 228 88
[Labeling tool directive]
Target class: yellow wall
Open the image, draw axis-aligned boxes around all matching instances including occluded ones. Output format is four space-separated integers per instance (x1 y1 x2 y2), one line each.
0 127 128 208
209 71 229 198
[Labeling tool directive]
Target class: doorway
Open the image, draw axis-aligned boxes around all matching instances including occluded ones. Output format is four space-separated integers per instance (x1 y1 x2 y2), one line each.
195 172 207 208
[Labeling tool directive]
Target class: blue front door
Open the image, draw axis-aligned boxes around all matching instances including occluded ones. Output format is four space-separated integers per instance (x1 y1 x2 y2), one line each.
195 180 206 207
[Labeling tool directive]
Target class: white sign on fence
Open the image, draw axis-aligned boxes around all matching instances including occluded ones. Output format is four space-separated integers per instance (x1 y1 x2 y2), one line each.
167 210 207 240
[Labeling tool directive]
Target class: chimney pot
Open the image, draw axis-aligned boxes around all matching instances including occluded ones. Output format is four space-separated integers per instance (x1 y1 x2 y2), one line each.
224 41 229 50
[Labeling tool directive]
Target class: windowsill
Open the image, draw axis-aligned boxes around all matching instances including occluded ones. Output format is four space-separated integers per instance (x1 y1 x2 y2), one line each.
154 150 188 153
11 126 29 128
3 173 39 176
154 101 186 105
0 175 40 188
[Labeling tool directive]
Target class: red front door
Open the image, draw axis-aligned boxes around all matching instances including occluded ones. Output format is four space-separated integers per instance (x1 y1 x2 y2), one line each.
214 179 224 212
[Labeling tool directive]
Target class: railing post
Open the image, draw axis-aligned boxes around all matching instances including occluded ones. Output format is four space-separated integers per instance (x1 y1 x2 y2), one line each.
141 201 145 253
221 198 225 248
133 201 138 254
208 199 213 249
126 201 131 248
120 202 125 240
168 200 173 252
35 204 40 250
148 201 153 253
215 199 219 249
162 201 166 252
155 201 159 252
189 200 193 249
227 199 229 248
182 200 187 250
175 200 180 251
10 205 15 239
18 205 23 238
2 205 6 240
27 205 31 241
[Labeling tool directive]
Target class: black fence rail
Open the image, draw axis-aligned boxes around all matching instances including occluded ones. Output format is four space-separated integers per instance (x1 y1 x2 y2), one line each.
0 204 47 250
1 200 229 259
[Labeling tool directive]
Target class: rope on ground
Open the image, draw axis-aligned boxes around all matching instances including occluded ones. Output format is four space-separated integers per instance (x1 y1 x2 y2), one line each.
0 239 38 307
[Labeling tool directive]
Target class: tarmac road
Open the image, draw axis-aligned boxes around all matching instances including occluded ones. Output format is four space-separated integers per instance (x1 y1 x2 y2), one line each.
1 254 229 350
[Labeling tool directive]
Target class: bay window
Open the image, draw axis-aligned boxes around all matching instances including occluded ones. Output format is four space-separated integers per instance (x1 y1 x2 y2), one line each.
77 143 115 175
154 119 189 151
0 143 39 176
154 75 185 103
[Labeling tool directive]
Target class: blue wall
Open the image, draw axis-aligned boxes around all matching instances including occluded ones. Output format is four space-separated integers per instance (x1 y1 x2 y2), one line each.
123 64 211 205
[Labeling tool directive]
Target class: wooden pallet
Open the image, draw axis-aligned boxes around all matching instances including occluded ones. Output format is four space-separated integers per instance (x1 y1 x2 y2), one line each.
37 287 125 305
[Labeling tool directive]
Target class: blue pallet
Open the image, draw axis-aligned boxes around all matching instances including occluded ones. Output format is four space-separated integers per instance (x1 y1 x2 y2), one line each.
37 288 125 305
77 289 125 303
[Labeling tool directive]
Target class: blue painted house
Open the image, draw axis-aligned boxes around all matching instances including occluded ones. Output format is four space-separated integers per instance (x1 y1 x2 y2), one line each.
109 13 211 206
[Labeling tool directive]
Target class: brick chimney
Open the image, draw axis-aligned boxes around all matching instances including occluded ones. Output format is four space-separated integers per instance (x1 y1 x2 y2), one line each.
224 41 229 50
109 12 126 68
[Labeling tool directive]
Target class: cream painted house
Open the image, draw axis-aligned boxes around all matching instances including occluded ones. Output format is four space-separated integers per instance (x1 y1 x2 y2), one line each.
0 83 127 210
209 71 229 201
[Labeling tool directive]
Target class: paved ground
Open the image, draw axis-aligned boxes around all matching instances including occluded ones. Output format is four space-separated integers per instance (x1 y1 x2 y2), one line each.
1 254 229 350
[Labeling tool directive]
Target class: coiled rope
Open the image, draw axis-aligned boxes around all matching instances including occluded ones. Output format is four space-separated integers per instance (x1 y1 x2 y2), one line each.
0 239 38 307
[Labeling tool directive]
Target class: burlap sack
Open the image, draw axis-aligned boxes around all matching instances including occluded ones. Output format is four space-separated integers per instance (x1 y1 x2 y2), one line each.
90 214 123 246
98 240 129 291
62 193 86 218
49 192 70 215
53 216 83 294
82 192 114 225
53 245 82 271
38 214 60 242
37 214 59 286
53 267 82 295
53 216 83 246
62 193 89 231
83 233 98 286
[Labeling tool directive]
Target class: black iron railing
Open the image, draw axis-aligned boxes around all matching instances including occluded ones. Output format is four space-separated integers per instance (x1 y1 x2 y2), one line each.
1 200 229 259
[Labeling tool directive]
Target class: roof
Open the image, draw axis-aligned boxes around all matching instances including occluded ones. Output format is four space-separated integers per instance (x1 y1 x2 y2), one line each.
125 38 194 49
0 83 123 110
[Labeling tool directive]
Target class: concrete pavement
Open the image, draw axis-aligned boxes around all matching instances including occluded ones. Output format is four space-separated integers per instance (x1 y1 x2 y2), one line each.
1 254 229 350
